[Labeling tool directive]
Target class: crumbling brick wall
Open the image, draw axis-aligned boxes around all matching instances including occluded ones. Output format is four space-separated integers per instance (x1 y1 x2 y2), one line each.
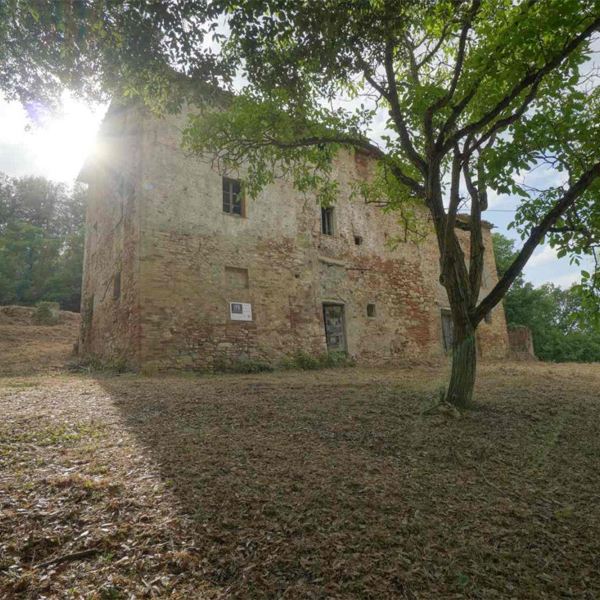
80 104 509 370
508 325 536 360
79 103 144 367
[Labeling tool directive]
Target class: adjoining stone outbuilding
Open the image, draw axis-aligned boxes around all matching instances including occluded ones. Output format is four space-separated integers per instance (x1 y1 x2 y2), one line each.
78 102 509 371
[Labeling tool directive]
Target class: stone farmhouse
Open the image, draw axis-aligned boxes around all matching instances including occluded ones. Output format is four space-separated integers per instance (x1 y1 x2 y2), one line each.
79 102 509 371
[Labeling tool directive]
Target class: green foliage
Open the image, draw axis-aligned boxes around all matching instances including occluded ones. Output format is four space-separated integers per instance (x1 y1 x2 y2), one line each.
0 1 223 111
506 282 600 362
493 233 600 362
281 351 355 370
0 173 85 311
69 354 129 374
32 301 60 325
182 0 600 324
282 351 321 370
213 356 275 374
492 232 521 281
212 351 354 373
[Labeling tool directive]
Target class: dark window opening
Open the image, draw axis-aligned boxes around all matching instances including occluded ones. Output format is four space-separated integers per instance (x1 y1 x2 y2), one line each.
354 235 363 245
113 271 121 301
367 303 376 317
222 177 243 216
484 311 492 324
118 174 126 197
441 309 454 353
321 207 334 235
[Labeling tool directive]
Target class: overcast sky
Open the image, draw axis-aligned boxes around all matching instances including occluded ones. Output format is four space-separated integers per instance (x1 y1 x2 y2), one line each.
0 92 591 289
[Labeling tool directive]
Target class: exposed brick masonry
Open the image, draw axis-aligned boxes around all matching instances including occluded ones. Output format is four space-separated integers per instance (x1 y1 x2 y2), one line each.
79 103 509 370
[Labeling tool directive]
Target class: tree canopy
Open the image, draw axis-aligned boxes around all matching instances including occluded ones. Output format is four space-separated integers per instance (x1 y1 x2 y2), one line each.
0 0 223 111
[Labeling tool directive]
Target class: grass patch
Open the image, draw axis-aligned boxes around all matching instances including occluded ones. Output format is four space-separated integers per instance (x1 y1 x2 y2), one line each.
0 380 40 389
213 356 275 374
68 354 129 374
281 350 355 370
3 422 105 448
212 351 354 374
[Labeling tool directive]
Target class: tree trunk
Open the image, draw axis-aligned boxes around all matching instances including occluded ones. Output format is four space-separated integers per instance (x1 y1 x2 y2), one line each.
445 323 477 408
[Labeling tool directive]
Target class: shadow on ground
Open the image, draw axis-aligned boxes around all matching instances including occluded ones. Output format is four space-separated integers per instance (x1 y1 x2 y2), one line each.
95 365 600 598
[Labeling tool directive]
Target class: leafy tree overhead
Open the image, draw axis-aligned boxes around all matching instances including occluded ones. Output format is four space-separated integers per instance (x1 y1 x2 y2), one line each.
0 174 86 311
0 0 224 111
2 1 600 405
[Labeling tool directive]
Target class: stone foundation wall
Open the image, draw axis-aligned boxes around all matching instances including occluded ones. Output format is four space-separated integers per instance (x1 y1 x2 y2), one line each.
508 325 536 360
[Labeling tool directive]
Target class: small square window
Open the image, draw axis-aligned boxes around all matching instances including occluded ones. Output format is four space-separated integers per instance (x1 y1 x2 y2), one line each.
113 271 121 301
222 177 243 216
225 266 249 289
231 302 243 314
354 235 363 246
321 207 334 235
484 312 492 324
367 303 376 318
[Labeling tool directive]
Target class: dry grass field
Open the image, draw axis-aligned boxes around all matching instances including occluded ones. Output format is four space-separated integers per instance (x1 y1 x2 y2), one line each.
1 311 599 598
0 306 80 377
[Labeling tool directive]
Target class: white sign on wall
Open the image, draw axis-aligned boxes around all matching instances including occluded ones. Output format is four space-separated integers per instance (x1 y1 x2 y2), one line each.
229 301 252 321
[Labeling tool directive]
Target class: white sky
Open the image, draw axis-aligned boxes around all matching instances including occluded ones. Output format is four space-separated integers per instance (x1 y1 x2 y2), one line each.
0 90 591 289
0 92 107 181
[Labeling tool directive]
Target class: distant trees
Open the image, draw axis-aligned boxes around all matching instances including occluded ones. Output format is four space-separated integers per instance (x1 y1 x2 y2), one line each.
493 233 600 362
0 174 85 311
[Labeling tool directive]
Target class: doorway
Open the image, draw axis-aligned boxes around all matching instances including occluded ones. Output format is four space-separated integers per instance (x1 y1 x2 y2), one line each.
441 309 454 353
323 303 347 353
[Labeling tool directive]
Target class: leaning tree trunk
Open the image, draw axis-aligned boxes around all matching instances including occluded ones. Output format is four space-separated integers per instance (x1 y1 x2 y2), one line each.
445 322 477 408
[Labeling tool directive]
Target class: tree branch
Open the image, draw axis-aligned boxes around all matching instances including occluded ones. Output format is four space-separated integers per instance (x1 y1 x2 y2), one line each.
436 0 541 147
468 79 541 155
428 0 481 115
463 155 486 301
444 145 463 250
352 49 389 99
263 134 426 198
415 21 452 69
443 14 600 152
474 159 600 323
402 36 421 84
383 39 428 175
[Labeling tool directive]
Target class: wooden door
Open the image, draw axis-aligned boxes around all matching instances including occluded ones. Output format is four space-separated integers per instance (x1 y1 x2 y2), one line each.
323 304 347 352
